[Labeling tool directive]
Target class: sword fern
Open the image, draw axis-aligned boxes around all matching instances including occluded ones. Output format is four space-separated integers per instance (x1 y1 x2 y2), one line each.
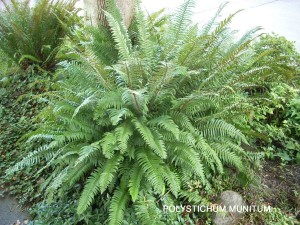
8 0 276 223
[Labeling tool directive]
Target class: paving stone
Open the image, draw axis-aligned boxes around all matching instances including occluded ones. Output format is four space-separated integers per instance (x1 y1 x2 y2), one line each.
0 196 30 225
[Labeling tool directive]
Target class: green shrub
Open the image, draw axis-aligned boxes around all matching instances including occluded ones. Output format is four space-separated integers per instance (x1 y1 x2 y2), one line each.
8 1 280 224
249 84 300 164
252 33 300 84
0 0 80 71
249 34 300 164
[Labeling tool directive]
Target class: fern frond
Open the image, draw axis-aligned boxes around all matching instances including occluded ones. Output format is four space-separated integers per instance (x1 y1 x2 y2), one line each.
72 92 98 118
129 163 144 202
101 132 117 158
109 183 130 225
170 0 196 45
212 143 244 171
162 167 180 197
99 154 124 193
133 118 167 159
115 122 134 153
105 11 132 60
75 142 101 166
46 167 69 200
172 144 207 185
137 150 166 194
62 161 95 190
77 167 103 214
7 144 56 174
201 2 228 35
122 88 149 113
199 119 248 143
148 115 179 139
105 0 130 44
135 4 154 59
195 136 224 174
77 154 122 214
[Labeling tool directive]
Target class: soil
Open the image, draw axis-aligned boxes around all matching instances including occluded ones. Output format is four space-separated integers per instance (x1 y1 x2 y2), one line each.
260 160 300 218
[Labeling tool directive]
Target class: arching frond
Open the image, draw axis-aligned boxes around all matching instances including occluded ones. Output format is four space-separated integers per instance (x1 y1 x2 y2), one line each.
170 0 196 45
133 118 167 159
105 11 132 60
77 167 103 214
137 150 166 194
128 163 144 201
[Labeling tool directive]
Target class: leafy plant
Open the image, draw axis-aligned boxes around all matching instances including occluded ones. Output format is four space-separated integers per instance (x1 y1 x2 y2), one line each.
28 191 107 225
0 67 50 205
0 0 80 71
8 0 279 224
250 84 300 164
243 207 298 225
246 34 300 164
252 33 300 84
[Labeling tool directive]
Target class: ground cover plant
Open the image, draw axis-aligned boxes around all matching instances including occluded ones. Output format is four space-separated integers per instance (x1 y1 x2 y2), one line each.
250 84 300 164
1 0 299 224
0 50 52 205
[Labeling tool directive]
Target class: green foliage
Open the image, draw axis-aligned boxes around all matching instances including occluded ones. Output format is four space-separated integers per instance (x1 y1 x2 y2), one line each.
250 84 300 164
0 67 50 204
7 1 284 224
0 0 80 71
252 33 300 83
243 207 298 225
28 192 108 225
247 34 300 164
0 50 14 78
262 208 298 225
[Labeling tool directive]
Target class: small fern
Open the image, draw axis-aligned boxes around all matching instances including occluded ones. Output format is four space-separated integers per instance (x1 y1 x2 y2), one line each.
0 0 80 71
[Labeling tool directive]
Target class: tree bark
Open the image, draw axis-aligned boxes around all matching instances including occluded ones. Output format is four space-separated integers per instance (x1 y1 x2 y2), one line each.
83 0 135 28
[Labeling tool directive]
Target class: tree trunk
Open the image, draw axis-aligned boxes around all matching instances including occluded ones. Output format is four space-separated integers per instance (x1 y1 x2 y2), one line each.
83 0 135 28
